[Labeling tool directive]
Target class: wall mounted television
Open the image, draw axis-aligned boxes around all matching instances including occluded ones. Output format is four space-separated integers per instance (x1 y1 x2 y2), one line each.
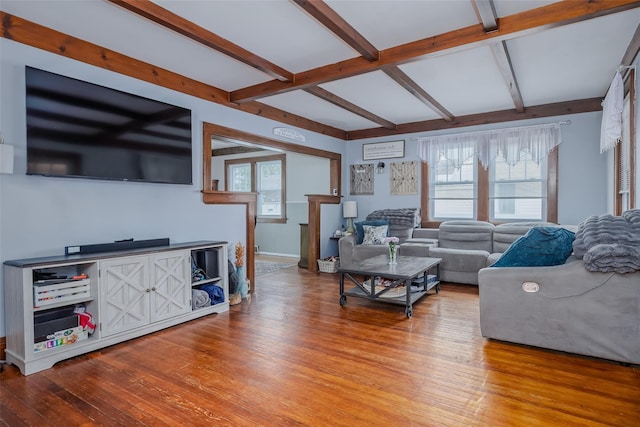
25 66 193 184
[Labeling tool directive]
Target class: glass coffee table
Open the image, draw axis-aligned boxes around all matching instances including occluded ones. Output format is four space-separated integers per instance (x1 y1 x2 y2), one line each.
338 255 442 318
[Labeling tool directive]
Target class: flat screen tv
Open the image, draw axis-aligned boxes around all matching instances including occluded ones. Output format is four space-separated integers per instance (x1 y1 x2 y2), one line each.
25 66 193 184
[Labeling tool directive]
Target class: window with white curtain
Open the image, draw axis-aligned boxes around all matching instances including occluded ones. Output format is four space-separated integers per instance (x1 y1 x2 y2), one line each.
490 152 546 221
431 154 477 219
417 122 561 223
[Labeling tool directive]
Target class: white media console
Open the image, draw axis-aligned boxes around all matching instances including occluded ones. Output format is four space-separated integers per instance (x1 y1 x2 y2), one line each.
3 241 229 375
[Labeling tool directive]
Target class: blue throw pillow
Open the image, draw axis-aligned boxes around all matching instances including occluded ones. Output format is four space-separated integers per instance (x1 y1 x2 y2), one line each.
355 219 389 244
492 226 575 268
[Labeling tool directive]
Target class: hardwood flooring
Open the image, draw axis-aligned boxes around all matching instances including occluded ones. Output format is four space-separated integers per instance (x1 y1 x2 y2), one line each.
1 266 639 426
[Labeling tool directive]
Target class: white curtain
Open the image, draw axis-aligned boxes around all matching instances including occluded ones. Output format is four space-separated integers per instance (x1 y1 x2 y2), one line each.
600 71 624 153
416 122 562 169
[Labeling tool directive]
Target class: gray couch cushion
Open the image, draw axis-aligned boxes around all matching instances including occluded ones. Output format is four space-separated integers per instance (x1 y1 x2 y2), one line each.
411 228 438 240
389 224 415 243
428 247 490 285
438 220 494 252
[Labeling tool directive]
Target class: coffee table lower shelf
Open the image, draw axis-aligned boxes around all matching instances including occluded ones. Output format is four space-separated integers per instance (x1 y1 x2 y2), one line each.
338 255 441 318
340 282 438 317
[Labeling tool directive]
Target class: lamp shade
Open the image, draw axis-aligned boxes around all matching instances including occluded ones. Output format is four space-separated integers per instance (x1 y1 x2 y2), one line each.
343 201 357 219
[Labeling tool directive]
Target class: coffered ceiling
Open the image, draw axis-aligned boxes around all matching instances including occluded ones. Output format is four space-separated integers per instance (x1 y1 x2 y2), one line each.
2 0 640 141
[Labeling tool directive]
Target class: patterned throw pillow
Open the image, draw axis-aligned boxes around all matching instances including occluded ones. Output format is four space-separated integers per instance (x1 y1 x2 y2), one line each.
362 225 389 245
355 219 389 244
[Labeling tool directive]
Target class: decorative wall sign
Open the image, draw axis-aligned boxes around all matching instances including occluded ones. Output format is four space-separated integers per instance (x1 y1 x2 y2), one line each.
362 140 404 160
350 164 374 195
391 161 418 195
273 127 305 142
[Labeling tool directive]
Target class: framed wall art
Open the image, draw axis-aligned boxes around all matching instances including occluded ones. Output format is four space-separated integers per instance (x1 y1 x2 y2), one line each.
350 164 374 195
390 161 418 195
362 140 404 160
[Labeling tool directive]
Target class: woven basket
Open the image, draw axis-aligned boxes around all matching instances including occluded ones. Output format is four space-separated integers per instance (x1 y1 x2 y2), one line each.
317 258 339 273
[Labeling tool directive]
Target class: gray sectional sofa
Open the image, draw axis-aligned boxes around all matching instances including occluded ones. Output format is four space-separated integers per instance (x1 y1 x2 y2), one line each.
339 210 640 364
478 256 640 365
478 210 640 365
339 218 551 285
426 220 557 284
338 208 434 266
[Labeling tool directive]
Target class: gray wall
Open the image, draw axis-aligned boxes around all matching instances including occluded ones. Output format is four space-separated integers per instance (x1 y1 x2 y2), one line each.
0 39 343 337
256 152 330 257
212 149 331 257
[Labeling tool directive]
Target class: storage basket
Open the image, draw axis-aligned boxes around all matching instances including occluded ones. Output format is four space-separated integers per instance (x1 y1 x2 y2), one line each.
317 257 339 273
33 278 91 308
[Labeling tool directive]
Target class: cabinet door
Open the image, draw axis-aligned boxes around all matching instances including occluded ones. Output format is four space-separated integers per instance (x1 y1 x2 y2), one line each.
100 256 149 337
150 251 191 322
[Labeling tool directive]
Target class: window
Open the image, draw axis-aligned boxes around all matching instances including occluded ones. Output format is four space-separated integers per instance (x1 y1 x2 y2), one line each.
431 155 476 219
490 152 546 221
617 95 632 212
256 159 283 217
421 152 557 225
228 163 251 192
225 154 286 223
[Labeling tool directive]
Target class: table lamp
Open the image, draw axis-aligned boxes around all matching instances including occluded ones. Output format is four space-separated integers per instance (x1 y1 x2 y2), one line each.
343 201 358 235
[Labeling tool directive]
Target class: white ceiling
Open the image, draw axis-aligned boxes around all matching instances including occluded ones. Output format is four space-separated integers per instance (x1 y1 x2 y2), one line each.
2 0 639 138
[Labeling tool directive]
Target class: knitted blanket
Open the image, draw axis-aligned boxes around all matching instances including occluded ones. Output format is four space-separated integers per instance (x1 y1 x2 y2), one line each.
366 208 420 228
573 209 640 273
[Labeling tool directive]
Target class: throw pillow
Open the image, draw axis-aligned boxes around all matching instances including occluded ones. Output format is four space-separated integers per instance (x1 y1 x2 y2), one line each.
355 219 389 244
492 226 575 268
362 224 389 245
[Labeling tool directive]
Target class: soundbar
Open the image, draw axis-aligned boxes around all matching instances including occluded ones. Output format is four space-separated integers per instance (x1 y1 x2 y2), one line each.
65 238 170 256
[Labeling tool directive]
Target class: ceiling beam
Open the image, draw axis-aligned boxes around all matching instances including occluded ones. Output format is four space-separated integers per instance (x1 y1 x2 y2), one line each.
490 42 525 112
106 0 294 82
231 0 640 103
346 97 603 140
621 21 640 66
294 1 455 127
0 11 346 140
212 146 264 157
292 0 379 61
471 0 498 31
304 86 396 129
382 66 454 122
0 10 618 141
472 0 525 113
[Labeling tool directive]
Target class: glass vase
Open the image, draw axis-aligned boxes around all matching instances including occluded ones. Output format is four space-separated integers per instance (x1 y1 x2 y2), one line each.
237 266 248 298
389 244 398 265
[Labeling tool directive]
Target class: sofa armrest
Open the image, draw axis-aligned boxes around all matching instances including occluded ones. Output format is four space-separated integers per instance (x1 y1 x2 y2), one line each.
477 257 640 364
338 234 357 266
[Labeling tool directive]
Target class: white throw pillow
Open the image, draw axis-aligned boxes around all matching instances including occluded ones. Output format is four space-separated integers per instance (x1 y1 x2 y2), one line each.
362 224 389 245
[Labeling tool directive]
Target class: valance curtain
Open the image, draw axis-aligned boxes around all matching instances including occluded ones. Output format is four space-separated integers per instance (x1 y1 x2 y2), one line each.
600 71 624 153
416 122 562 169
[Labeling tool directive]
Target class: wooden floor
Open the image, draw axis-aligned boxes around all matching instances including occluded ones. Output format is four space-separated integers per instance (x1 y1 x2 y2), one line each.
1 266 639 426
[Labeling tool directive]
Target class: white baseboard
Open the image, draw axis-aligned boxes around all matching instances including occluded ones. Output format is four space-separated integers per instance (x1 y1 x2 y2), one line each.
257 251 299 259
